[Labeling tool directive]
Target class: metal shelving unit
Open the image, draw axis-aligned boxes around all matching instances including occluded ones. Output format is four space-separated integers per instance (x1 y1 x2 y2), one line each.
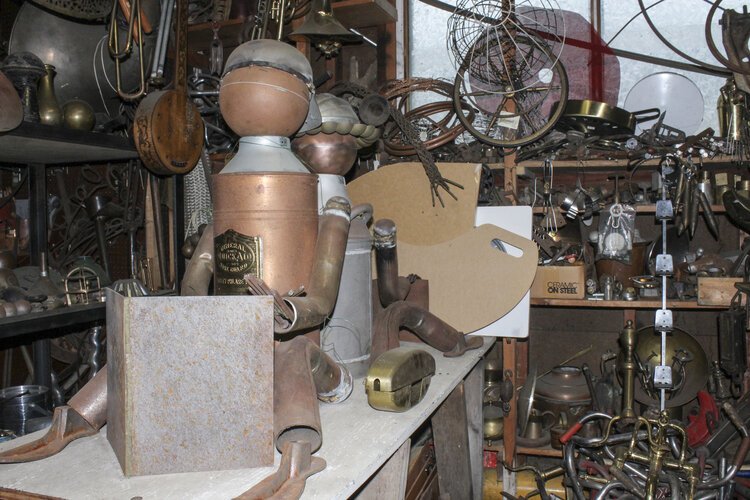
0 122 136 389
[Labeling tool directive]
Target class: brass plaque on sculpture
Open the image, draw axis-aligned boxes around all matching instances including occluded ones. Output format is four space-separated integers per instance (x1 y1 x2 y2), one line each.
366 347 436 412
347 162 482 245
398 225 538 333
106 290 274 476
214 229 262 295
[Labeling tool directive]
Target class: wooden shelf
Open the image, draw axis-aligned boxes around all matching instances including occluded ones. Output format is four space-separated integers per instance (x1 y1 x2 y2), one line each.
187 0 396 53
531 297 727 310
532 204 726 215
485 442 563 458
332 0 397 28
517 445 563 458
516 155 736 169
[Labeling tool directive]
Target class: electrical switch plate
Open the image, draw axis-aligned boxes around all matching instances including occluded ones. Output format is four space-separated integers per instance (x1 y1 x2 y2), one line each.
653 365 673 389
655 200 674 220
655 309 673 332
655 254 674 276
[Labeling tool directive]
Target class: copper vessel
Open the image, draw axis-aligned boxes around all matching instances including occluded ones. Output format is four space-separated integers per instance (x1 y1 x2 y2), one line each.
37 64 62 126
213 172 318 295
220 66 310 137
292 132 358 175
534 366 592 425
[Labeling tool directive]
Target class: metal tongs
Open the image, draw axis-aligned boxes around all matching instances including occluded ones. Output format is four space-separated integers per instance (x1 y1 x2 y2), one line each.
0 368 107 463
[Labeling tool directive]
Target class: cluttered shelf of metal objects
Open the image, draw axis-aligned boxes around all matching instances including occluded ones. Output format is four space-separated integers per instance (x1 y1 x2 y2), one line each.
6 0 750 498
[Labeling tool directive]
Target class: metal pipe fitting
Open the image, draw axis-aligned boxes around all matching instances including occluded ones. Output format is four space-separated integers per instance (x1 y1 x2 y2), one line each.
371 301 483 363
593 481 626 500
618 320 638 420
274 336 352 453
373 219 411 307
180 224 214 296
278 197 351 334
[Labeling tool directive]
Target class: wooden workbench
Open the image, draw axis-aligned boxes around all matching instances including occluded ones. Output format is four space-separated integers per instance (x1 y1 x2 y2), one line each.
0 338 492 499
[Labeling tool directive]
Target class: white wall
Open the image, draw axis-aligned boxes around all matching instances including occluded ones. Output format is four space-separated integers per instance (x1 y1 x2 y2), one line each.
408 0 746 132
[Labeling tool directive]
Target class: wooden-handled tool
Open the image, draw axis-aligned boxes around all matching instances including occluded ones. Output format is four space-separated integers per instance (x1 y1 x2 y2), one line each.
133 0 203 176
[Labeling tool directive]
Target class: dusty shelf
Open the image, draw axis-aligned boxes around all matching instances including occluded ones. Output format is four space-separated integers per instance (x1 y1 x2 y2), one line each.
516 155 736 169
531 204 726 215
530 297 727 310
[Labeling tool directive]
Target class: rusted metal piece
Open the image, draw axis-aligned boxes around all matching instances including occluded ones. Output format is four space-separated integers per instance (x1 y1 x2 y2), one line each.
213 172 318 296
274 336 352 453
0 487 63 499
106 290 274 476
0 368 107 463
371 301 483 364
181 223 214 296
275 197 351 334
233 441 326 500
372 218 412 307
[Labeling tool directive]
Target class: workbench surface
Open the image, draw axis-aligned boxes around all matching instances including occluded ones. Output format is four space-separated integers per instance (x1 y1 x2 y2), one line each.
0 338 492 499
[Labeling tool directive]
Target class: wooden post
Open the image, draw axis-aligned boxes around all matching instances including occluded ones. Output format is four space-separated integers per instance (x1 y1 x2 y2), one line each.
354 439 410 499
433 381 472 498
465 356 484 499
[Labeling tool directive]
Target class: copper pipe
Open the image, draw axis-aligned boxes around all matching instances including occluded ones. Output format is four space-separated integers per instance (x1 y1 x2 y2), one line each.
180 224 214 296
371 301 483 363
278 197 351 334
274 336 352 453
373 219 411 307
69 364 108 430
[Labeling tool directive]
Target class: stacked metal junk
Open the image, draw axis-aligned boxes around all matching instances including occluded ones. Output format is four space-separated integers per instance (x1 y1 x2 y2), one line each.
0 39 483 496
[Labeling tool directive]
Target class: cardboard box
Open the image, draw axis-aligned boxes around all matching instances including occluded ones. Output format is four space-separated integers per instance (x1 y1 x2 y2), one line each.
697 277 742 306
531 263 585 299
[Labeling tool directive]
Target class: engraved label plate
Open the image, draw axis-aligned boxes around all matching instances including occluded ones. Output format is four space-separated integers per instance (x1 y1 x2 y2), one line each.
214 229 262 295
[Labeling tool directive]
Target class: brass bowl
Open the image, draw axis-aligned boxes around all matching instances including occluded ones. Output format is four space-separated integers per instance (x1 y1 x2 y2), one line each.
292 133 358 175
483 404 504 441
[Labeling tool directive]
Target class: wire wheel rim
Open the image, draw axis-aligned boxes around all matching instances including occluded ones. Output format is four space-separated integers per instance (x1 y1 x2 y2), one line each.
453 33 568 148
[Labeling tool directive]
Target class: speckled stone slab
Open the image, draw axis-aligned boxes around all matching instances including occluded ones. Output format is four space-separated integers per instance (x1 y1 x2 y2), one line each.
106 290 274 477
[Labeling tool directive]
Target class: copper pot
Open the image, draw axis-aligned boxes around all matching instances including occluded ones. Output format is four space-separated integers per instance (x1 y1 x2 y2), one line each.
220 66 310 137
291 133 358 175
213 172 318 295
535 366 591 424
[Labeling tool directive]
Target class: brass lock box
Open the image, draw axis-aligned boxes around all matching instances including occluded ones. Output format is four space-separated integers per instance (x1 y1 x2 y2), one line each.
365 347 436 412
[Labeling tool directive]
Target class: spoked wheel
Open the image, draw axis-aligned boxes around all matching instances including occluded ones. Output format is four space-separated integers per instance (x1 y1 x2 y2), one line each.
453 33 568 148
380 78 475 155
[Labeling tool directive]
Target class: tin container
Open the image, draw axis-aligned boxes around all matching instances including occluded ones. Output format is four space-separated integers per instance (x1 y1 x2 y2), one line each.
213 172 318 295
0 385 50 436
321 206 372 377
